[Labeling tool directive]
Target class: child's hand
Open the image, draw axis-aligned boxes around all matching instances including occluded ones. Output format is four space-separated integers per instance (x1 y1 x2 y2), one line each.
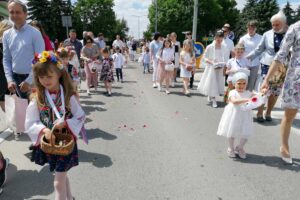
43 128 55 143
54 121 67 130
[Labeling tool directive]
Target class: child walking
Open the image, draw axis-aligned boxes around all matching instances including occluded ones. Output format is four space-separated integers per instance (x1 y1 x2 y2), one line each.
112 46 124 82
156 39 175 94
143 47 151 73
25 51 86 200
56 47 79 91
100 48 114 96
224 43 250 102
179 39 195 96
217 72 254 159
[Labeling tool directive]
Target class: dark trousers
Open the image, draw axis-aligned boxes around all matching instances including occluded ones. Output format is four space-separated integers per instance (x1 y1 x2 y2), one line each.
116 68 123 81
12 73 29 99
189 72 194 88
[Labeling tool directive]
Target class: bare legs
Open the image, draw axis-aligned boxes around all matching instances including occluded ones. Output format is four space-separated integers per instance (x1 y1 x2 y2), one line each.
280 108 298 157
257 94 278 118
54 172 73 200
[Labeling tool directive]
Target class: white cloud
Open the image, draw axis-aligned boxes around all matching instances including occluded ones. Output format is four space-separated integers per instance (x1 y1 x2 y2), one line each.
113 0 152 39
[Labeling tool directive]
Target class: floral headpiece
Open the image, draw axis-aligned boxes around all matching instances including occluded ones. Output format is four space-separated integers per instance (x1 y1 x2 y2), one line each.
32 51 64 70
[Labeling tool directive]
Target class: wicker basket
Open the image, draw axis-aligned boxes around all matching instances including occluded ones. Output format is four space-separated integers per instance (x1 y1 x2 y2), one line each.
40 128 75 156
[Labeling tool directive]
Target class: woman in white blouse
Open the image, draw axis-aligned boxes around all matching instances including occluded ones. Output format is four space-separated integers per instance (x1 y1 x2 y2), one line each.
156 39 175 94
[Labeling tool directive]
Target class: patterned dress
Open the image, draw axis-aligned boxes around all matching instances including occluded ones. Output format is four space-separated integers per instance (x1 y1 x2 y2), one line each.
25 92 86 172
100 57 114 82
274 21 300 109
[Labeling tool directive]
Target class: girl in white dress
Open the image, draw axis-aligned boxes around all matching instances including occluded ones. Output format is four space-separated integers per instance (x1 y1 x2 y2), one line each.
156 39 175 94
179 39 195 96
197 30 229 108
217 72 254 159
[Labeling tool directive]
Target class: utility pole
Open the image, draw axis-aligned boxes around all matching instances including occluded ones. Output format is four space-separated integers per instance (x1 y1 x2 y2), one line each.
192 0 198 41
155 0 158 33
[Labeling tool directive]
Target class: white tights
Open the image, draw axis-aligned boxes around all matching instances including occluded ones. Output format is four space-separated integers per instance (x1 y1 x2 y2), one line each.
54 172 73 200
228 137 248 150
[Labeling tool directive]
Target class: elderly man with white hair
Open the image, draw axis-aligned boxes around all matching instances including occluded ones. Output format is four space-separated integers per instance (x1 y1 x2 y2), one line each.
247 11 288 123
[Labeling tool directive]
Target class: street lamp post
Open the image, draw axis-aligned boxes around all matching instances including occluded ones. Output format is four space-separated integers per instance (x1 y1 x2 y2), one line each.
131 15 147 40
155 0 158 32
192 0 198 41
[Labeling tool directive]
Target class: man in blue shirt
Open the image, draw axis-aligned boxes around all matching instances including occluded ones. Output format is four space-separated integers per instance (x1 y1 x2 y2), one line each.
3 0 45 99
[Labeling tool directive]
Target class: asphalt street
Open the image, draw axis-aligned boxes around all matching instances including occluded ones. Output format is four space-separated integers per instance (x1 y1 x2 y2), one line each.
0 61 300 200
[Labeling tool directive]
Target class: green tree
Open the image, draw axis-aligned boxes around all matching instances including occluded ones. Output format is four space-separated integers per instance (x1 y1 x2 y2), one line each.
28 0 73 41
74 0 123 41
146 0 238 43
283 1 296 25
234 0 279 39
114 18 129 39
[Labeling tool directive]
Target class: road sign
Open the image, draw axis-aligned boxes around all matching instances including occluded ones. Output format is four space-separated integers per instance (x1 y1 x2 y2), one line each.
194 42 204 58
62 16 72 27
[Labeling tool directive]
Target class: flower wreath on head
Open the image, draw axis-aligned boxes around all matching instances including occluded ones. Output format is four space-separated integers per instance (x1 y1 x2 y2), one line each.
32 51 64 70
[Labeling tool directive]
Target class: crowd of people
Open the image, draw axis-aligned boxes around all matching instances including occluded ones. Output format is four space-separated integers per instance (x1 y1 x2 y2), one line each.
0 0 299 199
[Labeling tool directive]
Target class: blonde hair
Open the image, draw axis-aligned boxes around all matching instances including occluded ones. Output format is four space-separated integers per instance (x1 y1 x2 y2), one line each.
0 20 12 39
234 43 245 51
183 39 193 57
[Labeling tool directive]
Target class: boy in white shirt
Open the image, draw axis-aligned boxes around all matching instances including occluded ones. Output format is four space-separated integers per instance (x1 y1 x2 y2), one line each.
113 46 124 82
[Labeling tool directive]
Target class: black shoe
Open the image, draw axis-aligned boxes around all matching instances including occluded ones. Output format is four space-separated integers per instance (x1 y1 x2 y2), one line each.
0 158 9 188
265 115 272 122
103 91 108 95
257 116 265 123
121 80 124 83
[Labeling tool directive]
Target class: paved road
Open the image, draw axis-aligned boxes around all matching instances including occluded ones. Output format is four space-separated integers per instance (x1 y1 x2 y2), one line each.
0 61 300 200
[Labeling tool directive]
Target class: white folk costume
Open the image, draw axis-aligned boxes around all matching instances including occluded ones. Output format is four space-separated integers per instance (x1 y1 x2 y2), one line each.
25 89 85 172
197 42 229 97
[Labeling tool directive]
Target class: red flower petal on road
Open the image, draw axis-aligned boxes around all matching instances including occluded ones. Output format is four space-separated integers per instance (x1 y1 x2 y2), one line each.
124 125 127 128
143 124 147 128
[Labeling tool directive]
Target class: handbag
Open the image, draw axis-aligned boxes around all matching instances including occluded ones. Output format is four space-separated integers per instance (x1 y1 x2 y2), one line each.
5 90 28 133
186 65 193 72
165 63 175 71
268 60 287 88
40 85 75 156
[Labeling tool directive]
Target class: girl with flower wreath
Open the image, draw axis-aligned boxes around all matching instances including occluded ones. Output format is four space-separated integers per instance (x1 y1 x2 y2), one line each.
217 72 255 160
25 51 86 200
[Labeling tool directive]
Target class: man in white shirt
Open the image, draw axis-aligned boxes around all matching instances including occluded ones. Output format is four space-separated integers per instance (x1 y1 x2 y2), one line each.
112 35 125 51
239 20 262 91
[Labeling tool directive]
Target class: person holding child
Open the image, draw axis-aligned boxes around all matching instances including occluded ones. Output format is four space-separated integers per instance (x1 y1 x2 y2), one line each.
25 51 86 200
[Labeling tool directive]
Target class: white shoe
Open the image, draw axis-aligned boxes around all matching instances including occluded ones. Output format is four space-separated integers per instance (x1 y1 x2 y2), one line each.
227 148 236 158
280 147 293 164
87 89 91 95
207 96 212 102
212 99 218 108
157 84 161 91
171 82 175 87
166 90 170 94
153 83 157 88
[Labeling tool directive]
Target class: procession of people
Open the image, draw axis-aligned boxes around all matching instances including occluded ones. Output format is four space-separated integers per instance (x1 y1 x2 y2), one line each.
0 0 299 199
